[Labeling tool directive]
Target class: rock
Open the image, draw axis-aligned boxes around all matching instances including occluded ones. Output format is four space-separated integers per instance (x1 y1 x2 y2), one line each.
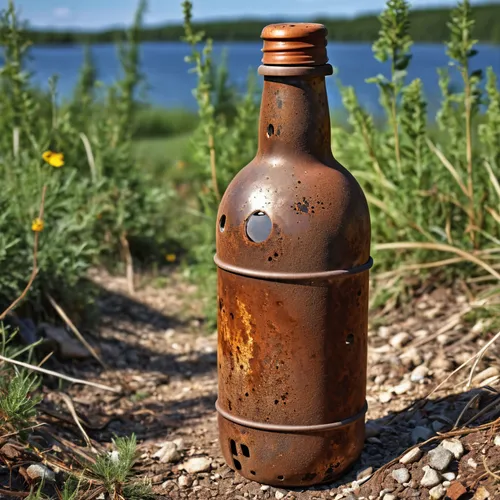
275 491 285 500
391 467 410 484
472 367 499 385
26 464 56 482
389 332 411 349
467 457 478 469
365 423 381 438
421 466 441 488
429 484 446 499
181 457 212 474
473 486 490 499
379 392 392 403
441 439 464 460
428 446 454 471
394 381 413 395
41 324 91 360
494 435 500 446
153 441 181 463
446 482 468 500
261 485 270 491
432 421 446 432
173 437 185 450
400 447 422 465
382 496 396 500
357 467 373 481
178 475 193 488
411 426 433 443
442 472 456 481
410 365 429 382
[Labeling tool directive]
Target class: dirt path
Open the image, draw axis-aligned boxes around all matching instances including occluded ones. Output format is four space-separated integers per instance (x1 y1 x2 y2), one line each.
33 270 500 499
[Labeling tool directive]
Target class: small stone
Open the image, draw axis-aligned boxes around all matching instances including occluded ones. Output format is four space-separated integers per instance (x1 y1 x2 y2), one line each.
494 435 500 446
382 496 396 500
442 472 456 481
379 392 392 403
473 486 490 499
400 447 422 465
421 466 441 488
153 441 181 463
394 381 413 395
391 467 410 484
467 457 478 469
181 456 212 474
432 420 446 432
441 439 464 460
378 326 390 338
261 485 270 491
411 426 433 443
173 437 185 450
275 491 285 500
357 467 373 481
410 365 429 382
178 475 193 488
429 484 445 499
365 423 381 438
446 482 468 500
26 464 55 482
428 446 454 471
389 332 412 349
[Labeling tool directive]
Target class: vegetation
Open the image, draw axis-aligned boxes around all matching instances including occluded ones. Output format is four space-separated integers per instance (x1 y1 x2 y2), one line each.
14 3 500 45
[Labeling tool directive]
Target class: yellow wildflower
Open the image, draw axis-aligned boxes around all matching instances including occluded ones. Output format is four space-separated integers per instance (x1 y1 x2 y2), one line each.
166 253 176 263
42 150 64 168
31 218 44 232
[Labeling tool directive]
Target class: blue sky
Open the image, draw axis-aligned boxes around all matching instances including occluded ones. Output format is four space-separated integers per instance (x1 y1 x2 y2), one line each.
4 0 466 29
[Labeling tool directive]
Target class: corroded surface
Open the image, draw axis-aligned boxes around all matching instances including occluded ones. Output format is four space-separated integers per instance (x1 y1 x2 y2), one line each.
215 23 372 488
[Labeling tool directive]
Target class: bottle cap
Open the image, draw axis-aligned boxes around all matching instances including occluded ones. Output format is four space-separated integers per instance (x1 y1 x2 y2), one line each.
261 23 329 66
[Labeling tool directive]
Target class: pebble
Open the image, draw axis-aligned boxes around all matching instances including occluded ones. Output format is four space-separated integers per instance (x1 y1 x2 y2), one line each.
421 466 442 488
473 486 491 499
178 475 193 488
495 435 500 446
26 464 56 482
379 392 392 403
275 491 285 500
429 484 446 499
261 485 270 491
365 423 382 438
182 456 212 474
389 332 412 349
428 446 454 471
432 421 446 432
410 365 429 382
411 426 433 443
441 439 464 460
382 496 396 500
153 441 181 463
394 381 413 395
400 447 422 465
467 457 478 469
391 467 410 484
442 472 456 481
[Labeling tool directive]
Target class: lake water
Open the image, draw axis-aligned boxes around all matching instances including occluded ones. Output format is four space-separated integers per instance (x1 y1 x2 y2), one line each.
25 41 500 115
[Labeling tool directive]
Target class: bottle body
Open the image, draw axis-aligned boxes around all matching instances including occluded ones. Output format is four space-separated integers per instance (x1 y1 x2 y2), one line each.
215 24 372 487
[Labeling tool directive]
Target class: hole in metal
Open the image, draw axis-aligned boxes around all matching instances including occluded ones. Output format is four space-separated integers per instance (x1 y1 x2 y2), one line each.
219 214 226 232
267 124 274 137
233 458 242 470
274 400 279 405
250 470 256 476
346 333 354 345
241 444 250 457
246 211 272 243
230 440 238 456
278 475 285 481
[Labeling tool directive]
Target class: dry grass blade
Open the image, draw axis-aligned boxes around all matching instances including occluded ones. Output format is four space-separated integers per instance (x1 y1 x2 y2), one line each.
425 330 500 400
483 160 500 200
80 132 97 183
0 354 120 393
0 185 46 321
119 231 135 295
427 138 469 197
58 392 95 451
482 456 500 481
375 241 500 280
47 293 107 369
0 422 47 439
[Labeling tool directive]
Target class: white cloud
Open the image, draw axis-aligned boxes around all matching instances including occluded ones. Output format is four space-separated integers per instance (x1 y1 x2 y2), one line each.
53 7 71 20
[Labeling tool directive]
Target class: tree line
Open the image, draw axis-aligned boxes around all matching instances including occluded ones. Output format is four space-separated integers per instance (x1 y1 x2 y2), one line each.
10 3 500 45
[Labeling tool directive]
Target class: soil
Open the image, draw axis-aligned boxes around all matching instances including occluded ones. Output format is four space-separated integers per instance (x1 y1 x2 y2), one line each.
2 268 500 499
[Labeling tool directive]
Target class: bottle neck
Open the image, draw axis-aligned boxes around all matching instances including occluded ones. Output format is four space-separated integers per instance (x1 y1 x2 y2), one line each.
257 75 333 163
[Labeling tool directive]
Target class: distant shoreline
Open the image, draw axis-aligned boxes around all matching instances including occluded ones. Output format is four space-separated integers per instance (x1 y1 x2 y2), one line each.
22 4 500 46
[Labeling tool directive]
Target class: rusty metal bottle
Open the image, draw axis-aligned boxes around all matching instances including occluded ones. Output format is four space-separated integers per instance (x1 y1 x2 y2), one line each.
215 23 372 487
